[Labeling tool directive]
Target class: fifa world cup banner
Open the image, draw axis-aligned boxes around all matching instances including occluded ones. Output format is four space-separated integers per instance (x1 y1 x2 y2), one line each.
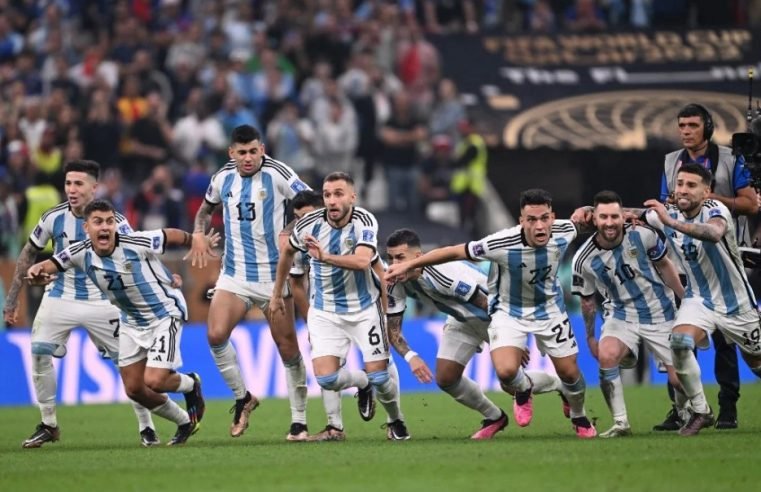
430 29 761 150
0 317 754 406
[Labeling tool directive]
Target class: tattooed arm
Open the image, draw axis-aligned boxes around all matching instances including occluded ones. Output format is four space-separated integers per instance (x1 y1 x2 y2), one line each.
387 313 433 383
580 294 599 360
3 243 39 325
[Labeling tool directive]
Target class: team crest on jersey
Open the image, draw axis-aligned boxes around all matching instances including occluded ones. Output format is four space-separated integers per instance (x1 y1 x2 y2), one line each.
628 247 638 258
472 242 485 257
125 262 133 271
258 189 268 200
344 236 355 249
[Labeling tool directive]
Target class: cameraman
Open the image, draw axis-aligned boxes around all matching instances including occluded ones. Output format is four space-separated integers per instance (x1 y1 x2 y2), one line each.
657 103 759 431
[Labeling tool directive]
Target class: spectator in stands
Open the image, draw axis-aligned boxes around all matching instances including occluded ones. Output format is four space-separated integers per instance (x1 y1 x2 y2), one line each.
80 90 122 169
419 134 456 211
429 78 465 146
565 0 608 32
124 91 173 184
131 164 185 231
172 88 226 167
379 90 427 215
451 118 488 237
312 96 358 181
266 101 316 184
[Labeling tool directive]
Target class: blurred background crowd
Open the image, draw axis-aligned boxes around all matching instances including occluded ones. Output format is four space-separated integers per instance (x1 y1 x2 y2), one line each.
2 0 760 260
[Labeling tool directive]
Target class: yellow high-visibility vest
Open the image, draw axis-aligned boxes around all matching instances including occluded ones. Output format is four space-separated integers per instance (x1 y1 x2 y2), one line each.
451 133 487 196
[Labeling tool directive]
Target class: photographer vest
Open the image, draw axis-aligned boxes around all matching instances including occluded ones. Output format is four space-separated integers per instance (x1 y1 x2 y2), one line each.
663 144 750 245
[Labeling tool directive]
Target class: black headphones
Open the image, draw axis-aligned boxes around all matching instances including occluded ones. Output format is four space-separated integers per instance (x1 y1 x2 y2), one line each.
680 103 714 141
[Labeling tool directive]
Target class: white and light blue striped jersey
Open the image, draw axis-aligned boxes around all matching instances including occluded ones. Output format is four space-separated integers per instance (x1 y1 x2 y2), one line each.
290 206 381 313
571 224 676 323
51 230 188 328
387 260 490 326
466 220 577 321
289 249 311 277
30 202 132 301
205 156 311 283
645 200 756 316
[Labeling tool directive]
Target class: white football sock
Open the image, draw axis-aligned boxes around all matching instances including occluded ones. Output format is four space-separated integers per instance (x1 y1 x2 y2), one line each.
176 373 195 393
284 354 308 425
211 342 247 400
561 375 587 419
441 376 502 421
599 367 628 421
524 370 562 394
151 397 190 425
321 389 343 430
33 355 57 427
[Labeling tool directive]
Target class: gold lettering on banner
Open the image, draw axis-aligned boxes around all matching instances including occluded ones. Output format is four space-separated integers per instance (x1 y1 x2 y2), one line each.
495 29 752 66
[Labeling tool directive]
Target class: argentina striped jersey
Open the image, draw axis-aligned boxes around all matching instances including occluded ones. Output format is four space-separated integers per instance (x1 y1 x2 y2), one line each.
466 220 577 320
205 156 311 283
30 202 132 301
387 260 490 326
290 206 381 313
645 200 756 315
571 224 676 323
51 230 188 328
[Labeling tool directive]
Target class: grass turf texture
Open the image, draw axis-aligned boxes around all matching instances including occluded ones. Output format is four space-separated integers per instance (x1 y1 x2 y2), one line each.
1 385 758 492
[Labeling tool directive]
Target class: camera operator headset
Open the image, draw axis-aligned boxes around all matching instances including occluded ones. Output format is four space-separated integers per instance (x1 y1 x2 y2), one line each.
662 103 759 247
656 103 759 432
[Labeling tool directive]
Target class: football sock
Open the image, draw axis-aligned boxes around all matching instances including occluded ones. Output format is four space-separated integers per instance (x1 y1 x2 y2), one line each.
368 370 402 422
561 375 587 419
525 370 562 394
176 373 195 393
130 400 155 431
33 354 57 427
151 397 190 425
284 353 308 425
211 341 247 400
671 334 709 414
599 367 627 421
441 376 502 421
321 388 343 430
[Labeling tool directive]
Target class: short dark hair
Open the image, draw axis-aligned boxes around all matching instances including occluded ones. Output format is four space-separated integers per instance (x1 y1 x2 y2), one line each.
292 190 324 210
593 190 623 208
677 162 713 186
230 125 261 145
64 160 100 180
324 171 354 186
386 228 421 249
677 103 714 141
84 199 115 218
519 188 553 209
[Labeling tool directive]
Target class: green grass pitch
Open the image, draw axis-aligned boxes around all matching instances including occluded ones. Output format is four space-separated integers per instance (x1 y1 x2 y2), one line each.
1 385 759 492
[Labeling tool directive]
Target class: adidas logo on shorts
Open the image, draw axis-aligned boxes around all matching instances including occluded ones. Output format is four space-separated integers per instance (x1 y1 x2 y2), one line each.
371 348 382 356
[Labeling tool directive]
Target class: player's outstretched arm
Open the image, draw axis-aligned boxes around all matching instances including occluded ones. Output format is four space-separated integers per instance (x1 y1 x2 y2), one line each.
269 241 298 316
175 227 220 267
25 259 59 287
654 256 685 299
387 313 433 383
385 244 467 284
580 294 599 360
644 199 725 242
306 236 375 271
3 243 39 325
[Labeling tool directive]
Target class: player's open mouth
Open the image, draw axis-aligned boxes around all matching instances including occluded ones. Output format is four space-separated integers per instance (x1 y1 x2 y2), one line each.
96 232 110 245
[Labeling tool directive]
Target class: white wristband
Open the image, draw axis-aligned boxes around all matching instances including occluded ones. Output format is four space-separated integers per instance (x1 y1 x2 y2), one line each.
404 351 418 363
